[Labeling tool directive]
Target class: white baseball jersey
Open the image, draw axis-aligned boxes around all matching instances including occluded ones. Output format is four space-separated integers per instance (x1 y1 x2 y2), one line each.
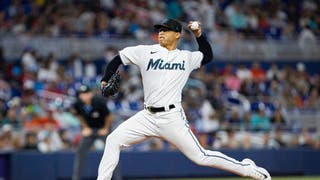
119 44 203 107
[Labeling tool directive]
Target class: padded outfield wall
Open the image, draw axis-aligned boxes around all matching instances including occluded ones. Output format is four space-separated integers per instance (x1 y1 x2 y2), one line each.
1 148 320 180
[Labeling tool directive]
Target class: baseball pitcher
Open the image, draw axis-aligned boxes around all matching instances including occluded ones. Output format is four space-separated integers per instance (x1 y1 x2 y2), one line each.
98 18 271 180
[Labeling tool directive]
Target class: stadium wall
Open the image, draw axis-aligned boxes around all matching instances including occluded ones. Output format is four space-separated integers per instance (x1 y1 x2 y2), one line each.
1 149 320 180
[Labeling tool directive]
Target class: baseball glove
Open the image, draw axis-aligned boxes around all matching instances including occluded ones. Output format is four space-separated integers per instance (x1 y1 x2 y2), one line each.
101 71 121 97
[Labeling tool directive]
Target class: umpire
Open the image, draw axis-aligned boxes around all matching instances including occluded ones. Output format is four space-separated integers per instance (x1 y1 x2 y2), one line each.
72 84 121 180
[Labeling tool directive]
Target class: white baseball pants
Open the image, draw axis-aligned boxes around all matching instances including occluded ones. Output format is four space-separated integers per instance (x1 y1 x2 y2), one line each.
97 105 250 180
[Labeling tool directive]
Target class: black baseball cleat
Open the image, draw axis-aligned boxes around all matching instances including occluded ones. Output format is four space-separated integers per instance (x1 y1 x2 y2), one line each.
242 158 271 180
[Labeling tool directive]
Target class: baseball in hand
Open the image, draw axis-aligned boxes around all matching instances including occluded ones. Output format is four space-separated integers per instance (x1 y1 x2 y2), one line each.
190 21 199 30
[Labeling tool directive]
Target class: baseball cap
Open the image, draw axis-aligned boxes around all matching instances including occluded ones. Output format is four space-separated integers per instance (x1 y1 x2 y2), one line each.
77 84 91 94
154 18 182 32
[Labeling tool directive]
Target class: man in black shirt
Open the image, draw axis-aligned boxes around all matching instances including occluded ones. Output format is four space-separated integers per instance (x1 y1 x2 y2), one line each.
72 84 115 180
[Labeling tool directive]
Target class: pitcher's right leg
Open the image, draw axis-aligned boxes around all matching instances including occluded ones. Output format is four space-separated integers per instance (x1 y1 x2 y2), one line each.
164 125 251 177
159 109 271 179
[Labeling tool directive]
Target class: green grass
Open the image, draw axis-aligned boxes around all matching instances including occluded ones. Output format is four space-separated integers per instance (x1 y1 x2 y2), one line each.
159 177 320 180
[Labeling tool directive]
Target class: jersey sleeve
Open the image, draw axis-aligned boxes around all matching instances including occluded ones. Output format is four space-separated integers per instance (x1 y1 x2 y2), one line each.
94 97 110 117
72 100 83 115
119 45 144 66
189 51 203 70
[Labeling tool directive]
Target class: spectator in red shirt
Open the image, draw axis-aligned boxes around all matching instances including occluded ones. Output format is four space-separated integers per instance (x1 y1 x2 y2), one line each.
250 62 266 82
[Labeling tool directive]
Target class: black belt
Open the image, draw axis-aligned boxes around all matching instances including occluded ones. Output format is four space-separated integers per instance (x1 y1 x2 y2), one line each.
145 104 175 113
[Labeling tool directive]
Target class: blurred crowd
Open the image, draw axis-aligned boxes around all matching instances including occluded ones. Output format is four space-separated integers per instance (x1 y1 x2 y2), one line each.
0 0 319 41
0 42 320 153
0 0 320 153
184 61 320 150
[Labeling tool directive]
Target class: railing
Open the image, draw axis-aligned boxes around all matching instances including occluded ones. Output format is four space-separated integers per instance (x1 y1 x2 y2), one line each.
1 35 320 61
286 109 320 130
0 35 143 60
219 39 320 60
